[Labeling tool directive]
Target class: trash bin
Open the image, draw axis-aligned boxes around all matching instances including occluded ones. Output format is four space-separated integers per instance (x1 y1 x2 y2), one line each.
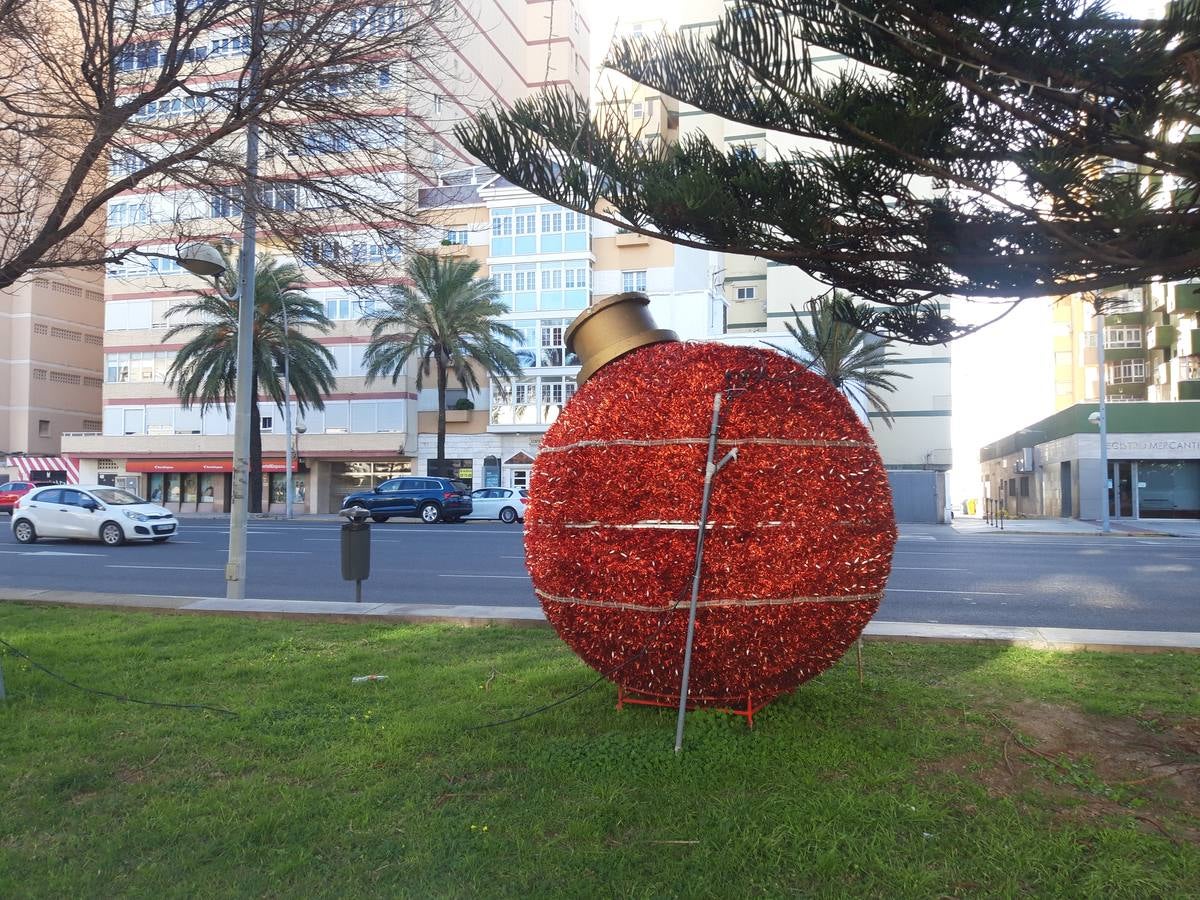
339 507 371 601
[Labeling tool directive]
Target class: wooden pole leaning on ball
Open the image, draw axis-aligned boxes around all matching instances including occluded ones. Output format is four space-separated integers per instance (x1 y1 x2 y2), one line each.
674 390 738 755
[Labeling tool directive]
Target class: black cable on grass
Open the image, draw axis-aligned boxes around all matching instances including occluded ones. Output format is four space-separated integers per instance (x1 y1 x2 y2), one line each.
0 637 239 718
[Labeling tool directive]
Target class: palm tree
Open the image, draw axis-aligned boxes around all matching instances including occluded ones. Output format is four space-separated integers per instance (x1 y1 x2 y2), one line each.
772 292 912 427
164 252 336 513
360 252 522 467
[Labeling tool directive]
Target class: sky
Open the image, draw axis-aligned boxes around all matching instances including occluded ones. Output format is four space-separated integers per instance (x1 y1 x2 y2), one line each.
576 0 1160 503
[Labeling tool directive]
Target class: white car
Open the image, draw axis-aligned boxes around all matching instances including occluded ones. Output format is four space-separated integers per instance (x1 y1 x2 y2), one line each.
466 488 527 524
11 484 179 546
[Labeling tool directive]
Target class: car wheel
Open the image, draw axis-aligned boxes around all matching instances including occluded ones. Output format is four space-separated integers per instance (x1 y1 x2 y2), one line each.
152 536 170 543
419 502 442 524
100 521 126 546
12 519 36 544
499 506 518 524
371 515 390 523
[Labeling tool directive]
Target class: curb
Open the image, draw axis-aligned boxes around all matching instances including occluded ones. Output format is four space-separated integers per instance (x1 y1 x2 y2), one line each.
3 590 1198 654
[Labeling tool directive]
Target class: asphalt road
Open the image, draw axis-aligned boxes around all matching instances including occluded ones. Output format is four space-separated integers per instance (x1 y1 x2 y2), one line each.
1 518 1197 632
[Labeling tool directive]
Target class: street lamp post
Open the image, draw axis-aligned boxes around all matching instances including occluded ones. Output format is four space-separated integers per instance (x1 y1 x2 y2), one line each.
1093 301 1111 533
178 0 265 599
282 292 294 520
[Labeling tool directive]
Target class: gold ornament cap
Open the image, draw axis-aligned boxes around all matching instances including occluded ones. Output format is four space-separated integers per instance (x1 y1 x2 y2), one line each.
565 292 679 385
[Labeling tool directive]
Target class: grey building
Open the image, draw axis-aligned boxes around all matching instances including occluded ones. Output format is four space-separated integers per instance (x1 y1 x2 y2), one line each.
980 402 1200 521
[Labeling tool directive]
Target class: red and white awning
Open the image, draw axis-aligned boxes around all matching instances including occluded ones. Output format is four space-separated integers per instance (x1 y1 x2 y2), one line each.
3 456 80 483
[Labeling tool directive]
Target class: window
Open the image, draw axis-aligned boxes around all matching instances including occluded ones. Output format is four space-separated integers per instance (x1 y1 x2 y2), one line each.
433 94 443 112
210 190 241 218
107 201 149 228
492 204 589 256
1020 477 1030 497
261 185 297 212
38 419 50 437
1107 358 1146 384
105 351 172 383
631 101 645 119
261 416 273 432
349 4 403 36
1083 332 1098 348
116 41 160 72
1104 326 1143 349
735 286 757 301
491 210 513 237
444 229 468 245
622 270 647 293
732 145 758 161
490 376 576 425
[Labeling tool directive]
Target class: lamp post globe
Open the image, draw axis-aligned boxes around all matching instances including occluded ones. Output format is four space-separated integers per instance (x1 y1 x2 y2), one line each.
178 243 227 280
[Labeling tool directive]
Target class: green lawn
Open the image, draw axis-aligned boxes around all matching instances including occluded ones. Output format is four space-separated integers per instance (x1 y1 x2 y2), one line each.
1 603 1197 898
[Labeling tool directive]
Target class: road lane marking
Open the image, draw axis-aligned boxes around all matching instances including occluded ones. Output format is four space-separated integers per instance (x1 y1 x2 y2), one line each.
885 588 1020 596
244 550 308 554
0 549 103 557
108 565 222 571
438 574 530 579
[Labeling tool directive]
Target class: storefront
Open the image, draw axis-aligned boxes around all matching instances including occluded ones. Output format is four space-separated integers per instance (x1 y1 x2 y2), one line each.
123 458 301 513
980 403 1200 520
2 456 80 485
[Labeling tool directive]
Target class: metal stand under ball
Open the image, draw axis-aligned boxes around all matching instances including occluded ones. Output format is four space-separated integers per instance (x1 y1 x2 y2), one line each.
674 391 738 754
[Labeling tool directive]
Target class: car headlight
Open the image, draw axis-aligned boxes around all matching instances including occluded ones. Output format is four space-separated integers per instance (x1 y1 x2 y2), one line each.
123 511 149 522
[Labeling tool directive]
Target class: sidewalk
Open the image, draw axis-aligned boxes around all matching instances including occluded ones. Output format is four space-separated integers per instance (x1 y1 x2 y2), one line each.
2 588 1197 653
950 515 1200 538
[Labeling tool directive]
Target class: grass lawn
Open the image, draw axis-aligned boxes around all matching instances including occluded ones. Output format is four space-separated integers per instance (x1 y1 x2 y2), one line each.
1 603 1197 898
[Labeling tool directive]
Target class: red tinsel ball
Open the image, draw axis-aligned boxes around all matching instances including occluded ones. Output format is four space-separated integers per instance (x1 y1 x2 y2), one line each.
525 341 897 706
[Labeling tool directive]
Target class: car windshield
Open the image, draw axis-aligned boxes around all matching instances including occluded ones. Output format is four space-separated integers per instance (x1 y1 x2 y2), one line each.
90 488 144 505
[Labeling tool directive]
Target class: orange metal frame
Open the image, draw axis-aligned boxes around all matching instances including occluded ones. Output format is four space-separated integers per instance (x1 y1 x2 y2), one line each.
615 685 769 728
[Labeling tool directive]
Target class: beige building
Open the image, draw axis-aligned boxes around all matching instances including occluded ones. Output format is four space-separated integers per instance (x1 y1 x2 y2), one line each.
62 1 591 512
1052 284 1200 409
1 270 105 484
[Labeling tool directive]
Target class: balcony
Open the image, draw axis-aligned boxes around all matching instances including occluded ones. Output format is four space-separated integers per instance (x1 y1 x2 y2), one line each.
1105 380 1148 400
1171 356 1200 383
1178 328 1200 357
615 230 650 247
1169 283 1200 315
1147 324 1176 350
60 431 409 457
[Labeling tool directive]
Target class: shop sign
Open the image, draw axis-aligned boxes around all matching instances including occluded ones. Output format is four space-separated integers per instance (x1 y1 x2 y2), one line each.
125 458 297 473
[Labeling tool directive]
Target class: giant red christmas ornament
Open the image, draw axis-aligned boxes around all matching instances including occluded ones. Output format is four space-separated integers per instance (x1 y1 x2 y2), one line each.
525 294 896 710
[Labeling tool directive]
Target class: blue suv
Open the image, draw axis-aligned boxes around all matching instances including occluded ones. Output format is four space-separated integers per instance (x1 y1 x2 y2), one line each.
341 476 473 524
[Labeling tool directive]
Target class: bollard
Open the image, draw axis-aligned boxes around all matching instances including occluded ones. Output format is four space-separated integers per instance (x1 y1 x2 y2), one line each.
338 507 372 602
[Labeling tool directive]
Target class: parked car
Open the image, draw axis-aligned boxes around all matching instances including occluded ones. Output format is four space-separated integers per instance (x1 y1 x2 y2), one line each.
341 476 472 524
10 485 178 546
0 481 53 514
466 487 527 524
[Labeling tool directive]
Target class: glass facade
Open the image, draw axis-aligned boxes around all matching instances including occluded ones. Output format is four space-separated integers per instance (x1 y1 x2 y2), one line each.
1137 460 1200 518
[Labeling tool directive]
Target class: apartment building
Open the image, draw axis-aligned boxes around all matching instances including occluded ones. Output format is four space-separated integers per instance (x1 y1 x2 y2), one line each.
1052 283 1200 409
61 1 591 513
1 270 105 485
412 167 724 493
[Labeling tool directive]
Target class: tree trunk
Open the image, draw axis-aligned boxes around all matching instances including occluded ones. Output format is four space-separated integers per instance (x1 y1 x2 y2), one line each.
249 396 263 514
436 355 448 468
